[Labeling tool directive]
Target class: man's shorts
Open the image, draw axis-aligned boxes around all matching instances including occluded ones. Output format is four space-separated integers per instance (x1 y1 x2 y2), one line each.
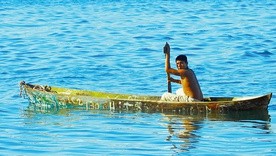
161 88 199 102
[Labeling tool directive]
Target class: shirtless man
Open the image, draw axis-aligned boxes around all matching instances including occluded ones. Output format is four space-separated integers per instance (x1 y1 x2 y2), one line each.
161 42 203 102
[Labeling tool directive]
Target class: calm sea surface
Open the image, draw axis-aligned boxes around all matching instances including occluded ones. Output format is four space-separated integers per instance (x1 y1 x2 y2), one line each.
1 0 276 155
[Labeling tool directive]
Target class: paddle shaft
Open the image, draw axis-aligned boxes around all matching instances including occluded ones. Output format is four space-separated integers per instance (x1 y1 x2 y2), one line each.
167 73 172 93
164 42 172 93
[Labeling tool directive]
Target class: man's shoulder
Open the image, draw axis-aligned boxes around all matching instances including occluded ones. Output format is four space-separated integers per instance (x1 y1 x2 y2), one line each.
179 69 193 78
186 68 195 74
184 69 197 79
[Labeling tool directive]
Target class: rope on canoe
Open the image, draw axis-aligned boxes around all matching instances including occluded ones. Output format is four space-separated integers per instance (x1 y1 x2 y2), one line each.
19 81 26 98
20 81 52 94
20 81 62 110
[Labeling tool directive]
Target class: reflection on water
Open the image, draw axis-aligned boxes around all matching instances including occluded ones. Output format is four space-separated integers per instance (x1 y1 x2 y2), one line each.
165 116 202 152
163 109 271 152
24 102 271 153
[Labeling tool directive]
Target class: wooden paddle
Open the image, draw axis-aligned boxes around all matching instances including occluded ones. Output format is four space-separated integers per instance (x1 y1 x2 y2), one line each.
163 42 172 93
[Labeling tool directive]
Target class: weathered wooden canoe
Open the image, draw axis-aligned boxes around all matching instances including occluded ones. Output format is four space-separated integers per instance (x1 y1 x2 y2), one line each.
20 81 272 113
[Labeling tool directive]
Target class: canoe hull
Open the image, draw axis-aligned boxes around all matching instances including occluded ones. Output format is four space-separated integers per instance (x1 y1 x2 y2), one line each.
20 82 272 113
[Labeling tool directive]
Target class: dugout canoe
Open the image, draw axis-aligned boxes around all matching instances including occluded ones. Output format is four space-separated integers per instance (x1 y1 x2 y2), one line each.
19 81 272 113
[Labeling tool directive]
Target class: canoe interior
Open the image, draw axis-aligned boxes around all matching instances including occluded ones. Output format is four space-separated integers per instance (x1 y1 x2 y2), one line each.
51 86 162 101
51 87 269 102
50 86 238 102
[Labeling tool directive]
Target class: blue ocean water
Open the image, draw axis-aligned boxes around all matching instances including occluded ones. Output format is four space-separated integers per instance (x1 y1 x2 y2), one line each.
1 0 276 155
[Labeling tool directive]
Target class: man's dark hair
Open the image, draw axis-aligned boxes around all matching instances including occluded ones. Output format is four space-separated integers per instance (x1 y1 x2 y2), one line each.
175 55 188 64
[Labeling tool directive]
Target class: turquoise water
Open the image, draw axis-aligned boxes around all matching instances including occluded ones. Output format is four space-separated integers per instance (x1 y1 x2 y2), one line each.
1 0 276 155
